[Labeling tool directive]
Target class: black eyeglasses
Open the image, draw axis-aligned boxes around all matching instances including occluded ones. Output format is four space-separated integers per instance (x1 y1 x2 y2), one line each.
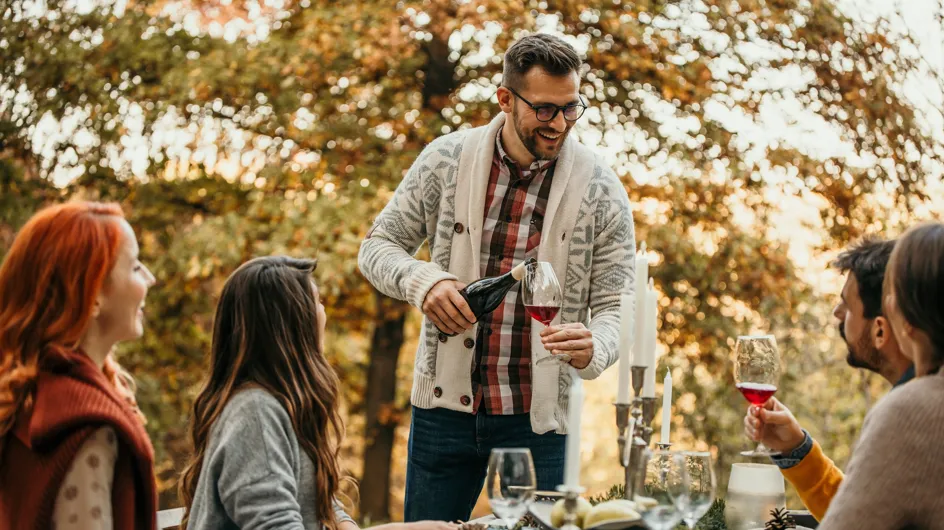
504 86 588 123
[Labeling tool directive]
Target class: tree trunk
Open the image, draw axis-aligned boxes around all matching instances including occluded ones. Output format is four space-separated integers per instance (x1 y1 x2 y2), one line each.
359 290 410 522
360 24 455 523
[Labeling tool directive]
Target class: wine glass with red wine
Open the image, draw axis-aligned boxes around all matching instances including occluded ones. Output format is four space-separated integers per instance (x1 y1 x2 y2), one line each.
733 334 781 457
523 261 564 364
523 261 562 325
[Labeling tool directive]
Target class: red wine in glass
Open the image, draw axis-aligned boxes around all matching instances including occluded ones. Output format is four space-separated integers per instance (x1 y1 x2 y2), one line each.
525 305 560 326
522 261 562 327
523 262 566 365
733 334 781 457
736 382 777 406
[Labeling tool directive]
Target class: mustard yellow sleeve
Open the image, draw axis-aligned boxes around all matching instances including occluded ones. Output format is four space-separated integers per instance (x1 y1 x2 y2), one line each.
780 440 845 521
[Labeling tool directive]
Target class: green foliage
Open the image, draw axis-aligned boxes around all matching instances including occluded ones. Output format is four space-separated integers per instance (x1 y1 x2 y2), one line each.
588 484 627 506
695 499 728 530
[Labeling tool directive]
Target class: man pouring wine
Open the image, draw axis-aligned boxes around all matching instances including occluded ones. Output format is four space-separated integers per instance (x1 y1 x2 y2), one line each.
358 34 636 522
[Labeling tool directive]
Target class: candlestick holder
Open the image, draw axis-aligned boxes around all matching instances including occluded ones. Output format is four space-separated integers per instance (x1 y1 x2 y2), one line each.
555 484 587 530
639 397 658 446
614 402 632 467
617 366 653 501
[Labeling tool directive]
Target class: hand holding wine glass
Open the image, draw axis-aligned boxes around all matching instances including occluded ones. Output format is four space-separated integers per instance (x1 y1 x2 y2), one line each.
486 449 537 529
524 261 569 366
743 397 806 454
733 334 782 456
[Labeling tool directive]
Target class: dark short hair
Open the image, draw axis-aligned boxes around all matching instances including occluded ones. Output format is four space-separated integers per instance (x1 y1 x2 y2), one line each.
887 222 944 367
832 236 896 319
503 34 582 91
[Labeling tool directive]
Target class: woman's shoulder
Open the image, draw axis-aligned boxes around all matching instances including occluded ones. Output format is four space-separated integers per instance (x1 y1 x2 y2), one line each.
213 387 294 440
222 387 284 413
869 371 944 427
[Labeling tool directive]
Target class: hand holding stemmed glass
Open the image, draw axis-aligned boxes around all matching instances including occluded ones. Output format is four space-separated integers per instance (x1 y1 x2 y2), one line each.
733 334 782 456
524 261 566 366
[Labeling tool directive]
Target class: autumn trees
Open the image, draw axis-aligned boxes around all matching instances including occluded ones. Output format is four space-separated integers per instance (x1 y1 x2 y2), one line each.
2 0 941 518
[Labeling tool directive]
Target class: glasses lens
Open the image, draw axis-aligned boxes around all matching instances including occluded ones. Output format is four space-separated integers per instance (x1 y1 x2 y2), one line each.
535 106 557 122
563 105 584 121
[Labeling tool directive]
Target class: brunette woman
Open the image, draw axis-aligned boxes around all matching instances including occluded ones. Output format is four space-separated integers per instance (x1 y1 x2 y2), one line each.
181 256 455 530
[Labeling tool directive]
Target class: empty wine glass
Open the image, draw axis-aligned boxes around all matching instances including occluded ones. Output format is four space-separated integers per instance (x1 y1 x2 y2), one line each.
680 451 716 528
733 334 781 456
525 261 566 366
486 448 537 529
635 450 688 530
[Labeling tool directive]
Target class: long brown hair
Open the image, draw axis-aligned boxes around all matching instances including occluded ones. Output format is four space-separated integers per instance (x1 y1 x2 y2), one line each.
179 256 345 529
0 202 141 459
885 222 944 372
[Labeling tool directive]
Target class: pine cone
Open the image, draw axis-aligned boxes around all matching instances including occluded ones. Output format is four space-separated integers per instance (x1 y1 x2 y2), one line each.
764 507 796 529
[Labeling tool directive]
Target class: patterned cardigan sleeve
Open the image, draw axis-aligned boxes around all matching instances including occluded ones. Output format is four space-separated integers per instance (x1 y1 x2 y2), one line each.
358 139 458 308
578 163 635 380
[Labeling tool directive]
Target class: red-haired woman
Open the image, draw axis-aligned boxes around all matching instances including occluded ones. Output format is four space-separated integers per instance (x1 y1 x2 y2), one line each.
0 202 157 530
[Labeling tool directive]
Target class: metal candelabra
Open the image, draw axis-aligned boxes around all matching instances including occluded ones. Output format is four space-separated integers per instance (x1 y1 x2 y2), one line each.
615 365 660 501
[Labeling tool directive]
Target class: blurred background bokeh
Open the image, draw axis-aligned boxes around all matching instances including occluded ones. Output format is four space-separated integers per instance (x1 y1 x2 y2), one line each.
2 0 942 522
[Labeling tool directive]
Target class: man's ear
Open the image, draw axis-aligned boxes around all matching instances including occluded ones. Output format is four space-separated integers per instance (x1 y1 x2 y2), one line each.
496 86 514 114
873 316 900 351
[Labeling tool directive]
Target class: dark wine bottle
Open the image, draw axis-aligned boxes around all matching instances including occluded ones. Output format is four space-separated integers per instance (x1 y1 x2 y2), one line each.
438 257 536 336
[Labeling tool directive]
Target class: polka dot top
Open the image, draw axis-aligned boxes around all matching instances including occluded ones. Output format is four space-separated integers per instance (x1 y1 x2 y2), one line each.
52 426 118 530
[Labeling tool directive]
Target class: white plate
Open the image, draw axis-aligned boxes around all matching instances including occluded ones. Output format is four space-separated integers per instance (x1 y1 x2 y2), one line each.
528 500 644 530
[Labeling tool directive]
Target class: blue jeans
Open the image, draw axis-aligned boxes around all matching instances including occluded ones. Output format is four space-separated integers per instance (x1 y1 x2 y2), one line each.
404 406 565 522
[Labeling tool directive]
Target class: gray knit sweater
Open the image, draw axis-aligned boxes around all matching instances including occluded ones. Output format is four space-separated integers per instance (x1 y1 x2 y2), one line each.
818 368 944 529
187 388 354 530
358 114 636 434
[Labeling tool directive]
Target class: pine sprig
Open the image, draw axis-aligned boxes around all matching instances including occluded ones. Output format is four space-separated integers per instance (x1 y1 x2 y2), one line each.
694 498 726 530
587 484 626 505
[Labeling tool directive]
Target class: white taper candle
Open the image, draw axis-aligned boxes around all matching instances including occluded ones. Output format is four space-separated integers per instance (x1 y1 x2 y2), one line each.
616 279 634 404
661 369 673 443
642 278 658 398
563 368 585 488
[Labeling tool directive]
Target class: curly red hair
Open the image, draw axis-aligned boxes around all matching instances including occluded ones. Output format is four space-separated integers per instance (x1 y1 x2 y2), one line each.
0 201 142 457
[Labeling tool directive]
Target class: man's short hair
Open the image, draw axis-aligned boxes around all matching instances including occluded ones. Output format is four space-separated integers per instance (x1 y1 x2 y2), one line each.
503 34 582 91
832 236 896 319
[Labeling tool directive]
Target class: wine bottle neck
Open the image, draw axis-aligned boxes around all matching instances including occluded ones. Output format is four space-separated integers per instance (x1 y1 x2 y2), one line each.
510 258 535 281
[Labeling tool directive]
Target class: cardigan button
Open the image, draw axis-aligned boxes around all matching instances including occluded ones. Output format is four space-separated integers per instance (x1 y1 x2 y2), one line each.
434 387 443 398
454 222 464 234
460 395 471 406
464 338 475 349
438 332 448 343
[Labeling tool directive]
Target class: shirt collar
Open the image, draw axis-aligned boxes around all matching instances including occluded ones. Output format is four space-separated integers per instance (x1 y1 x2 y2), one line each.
894 364 916 388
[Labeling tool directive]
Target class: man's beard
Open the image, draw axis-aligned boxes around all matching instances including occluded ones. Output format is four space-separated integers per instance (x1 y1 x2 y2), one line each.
841 321 884 374
512 105 569 161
